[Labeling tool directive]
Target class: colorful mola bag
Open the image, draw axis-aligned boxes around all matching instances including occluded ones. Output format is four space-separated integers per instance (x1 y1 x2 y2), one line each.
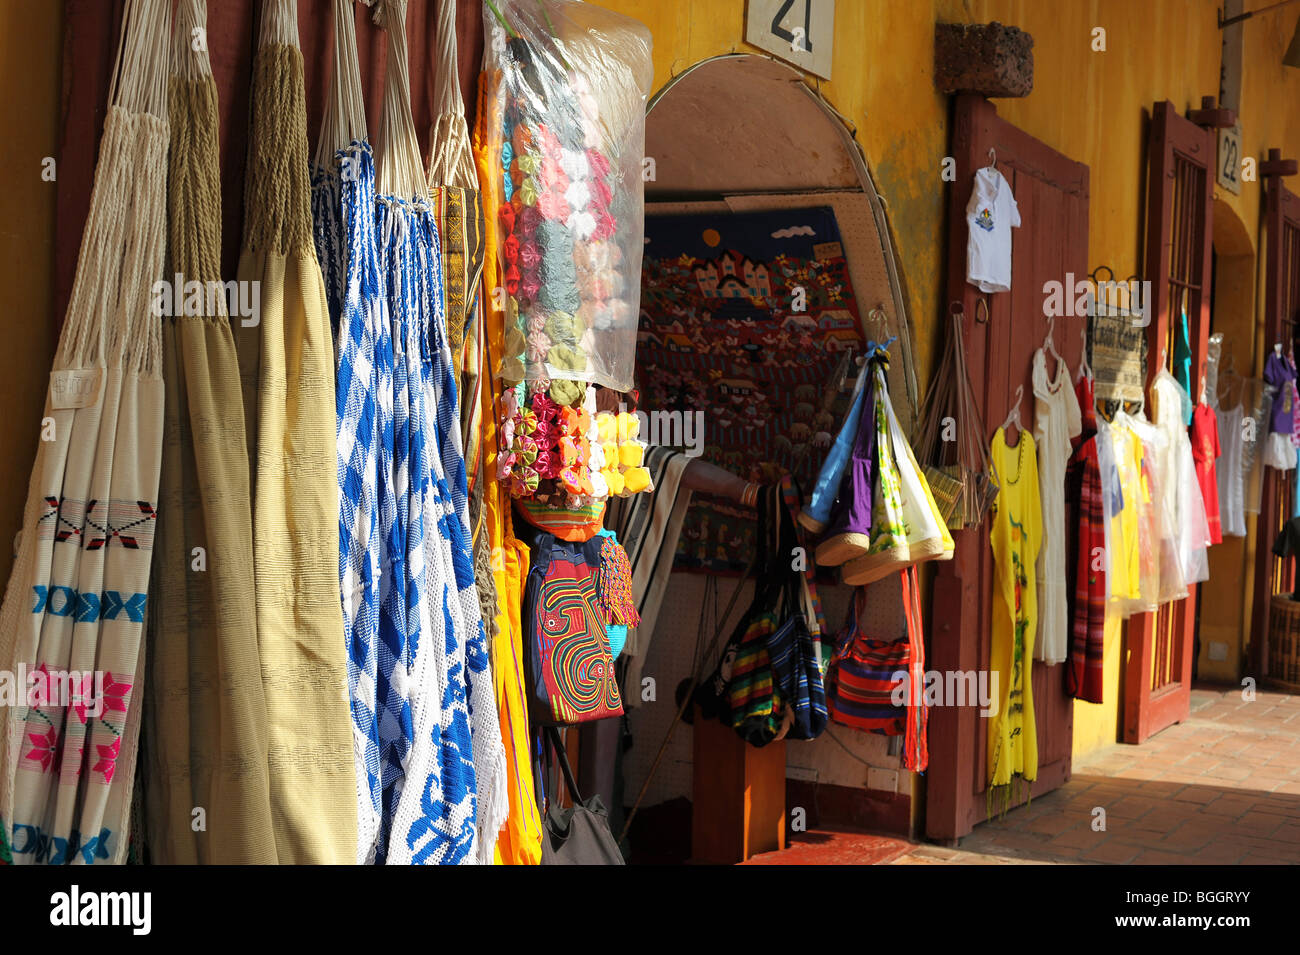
522 532 625 725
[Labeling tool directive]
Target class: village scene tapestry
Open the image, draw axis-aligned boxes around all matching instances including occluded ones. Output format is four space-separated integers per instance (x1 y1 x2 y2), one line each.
637 206 865 574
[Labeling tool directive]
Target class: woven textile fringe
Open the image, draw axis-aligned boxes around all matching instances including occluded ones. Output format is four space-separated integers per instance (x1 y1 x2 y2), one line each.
142 0 275 864
0 0 170 865
231 1 356 864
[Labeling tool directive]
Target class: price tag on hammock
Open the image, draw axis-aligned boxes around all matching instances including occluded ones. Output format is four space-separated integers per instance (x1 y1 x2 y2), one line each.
50 368 102 409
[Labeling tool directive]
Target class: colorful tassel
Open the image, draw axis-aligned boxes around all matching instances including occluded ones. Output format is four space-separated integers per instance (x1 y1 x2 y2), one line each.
597 532 640 627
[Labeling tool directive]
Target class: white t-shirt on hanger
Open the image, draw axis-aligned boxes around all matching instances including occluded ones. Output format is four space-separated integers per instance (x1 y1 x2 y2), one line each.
966 166 1021 293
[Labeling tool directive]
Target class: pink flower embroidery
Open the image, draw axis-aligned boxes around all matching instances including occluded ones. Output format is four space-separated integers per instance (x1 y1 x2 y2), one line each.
58 739 84 781
93 736 121 784
24 725 59 772
100 672 132 714
71 672 97 724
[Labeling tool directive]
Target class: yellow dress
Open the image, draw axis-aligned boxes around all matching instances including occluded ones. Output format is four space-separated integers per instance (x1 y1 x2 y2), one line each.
988 427 1042 793
1106 423 1143 605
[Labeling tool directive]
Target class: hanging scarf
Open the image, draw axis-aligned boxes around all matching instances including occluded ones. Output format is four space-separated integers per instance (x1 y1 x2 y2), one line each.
232 0 356 864
143 0 275 864
1066 373 1106 703
0 0 170 865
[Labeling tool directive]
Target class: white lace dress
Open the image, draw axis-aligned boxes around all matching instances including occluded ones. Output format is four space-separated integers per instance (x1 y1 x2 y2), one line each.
1032 349 1080 665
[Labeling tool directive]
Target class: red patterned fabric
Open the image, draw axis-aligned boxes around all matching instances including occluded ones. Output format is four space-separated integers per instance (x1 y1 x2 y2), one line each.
1066 375 1105 703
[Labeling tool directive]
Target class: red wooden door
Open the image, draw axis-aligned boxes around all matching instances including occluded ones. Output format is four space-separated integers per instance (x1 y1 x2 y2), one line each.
1122 101 1221 743
1251 165 1300 681
927 95 1088 843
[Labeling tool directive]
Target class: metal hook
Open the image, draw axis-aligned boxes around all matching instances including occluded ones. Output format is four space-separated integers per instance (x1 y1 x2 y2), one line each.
988 147 997 167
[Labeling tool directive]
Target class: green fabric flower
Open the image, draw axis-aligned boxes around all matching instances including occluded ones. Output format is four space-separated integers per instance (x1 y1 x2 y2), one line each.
549 378 586 406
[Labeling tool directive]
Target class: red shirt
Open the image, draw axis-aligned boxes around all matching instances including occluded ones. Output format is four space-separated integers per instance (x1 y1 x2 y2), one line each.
1191 403 1222 545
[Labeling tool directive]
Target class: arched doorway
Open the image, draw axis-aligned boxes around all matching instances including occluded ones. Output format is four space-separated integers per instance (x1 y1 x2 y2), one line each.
616 54 924 862
1202 199 1256 684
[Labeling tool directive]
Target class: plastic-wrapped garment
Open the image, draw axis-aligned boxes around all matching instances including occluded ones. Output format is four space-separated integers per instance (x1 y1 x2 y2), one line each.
1151 371 1210 585
1216 404 1247 536
483 0 653 393
1106 417 1163 616
1096 419 1134 609
1121 411 1187 609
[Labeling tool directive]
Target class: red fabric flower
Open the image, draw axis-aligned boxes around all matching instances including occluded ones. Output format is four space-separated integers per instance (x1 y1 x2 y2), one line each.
498 203 516 234
518 240 542 273
586 147 611 180
589 176 613 210
592 209 618 241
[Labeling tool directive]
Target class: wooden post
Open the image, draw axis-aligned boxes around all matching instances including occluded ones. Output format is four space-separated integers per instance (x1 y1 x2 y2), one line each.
691 706 786 863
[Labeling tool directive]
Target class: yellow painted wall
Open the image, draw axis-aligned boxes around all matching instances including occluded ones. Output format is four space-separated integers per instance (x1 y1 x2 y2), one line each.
591 0 1300 759
0 0 61 585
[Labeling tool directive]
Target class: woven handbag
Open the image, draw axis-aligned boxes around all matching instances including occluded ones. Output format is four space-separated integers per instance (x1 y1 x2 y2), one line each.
522 531 625 726
826 588 910 735
916 306 998 529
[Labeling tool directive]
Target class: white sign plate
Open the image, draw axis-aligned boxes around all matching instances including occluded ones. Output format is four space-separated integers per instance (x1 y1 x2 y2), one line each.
744 0 835 81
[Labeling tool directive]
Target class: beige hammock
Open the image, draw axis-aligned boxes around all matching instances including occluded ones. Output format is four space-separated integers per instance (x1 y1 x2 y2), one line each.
0 0 170 865
232 0 356 865
141 0 276 865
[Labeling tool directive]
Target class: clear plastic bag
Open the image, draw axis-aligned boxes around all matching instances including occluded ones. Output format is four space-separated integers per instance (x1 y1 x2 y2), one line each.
483 0 653 395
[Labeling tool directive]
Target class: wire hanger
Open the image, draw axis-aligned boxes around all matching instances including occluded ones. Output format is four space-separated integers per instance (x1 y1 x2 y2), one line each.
1001 384 1024 438
987 147 997 168
1043 314 1063 378
1078 314 1093 381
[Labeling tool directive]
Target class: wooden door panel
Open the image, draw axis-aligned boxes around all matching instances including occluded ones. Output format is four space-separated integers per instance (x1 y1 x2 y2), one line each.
1254 178 1300 680
1124 100 1218 743
928 94 1088 842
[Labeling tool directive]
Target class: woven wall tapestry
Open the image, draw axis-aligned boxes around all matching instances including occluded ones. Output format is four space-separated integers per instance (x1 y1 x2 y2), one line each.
637 207 864 574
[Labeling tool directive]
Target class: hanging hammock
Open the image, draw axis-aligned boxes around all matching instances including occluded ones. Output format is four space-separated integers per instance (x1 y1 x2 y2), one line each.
142 0 275 865
232 0 356 865
373 0 506 865
427 0 487 384
0 0 170 866
426 0 497 667
312 0 391 867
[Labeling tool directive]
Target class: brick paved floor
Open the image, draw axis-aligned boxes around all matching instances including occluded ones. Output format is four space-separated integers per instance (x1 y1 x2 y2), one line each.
891 685 1300 865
